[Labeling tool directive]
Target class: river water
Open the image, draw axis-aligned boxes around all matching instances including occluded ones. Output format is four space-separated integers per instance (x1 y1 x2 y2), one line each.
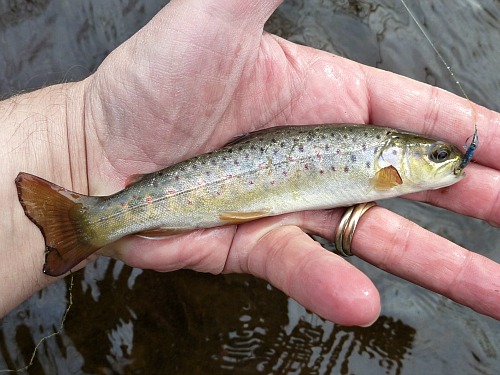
1 0 499 374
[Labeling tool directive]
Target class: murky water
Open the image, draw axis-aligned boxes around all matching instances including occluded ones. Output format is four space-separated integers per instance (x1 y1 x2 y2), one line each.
1 0 499 374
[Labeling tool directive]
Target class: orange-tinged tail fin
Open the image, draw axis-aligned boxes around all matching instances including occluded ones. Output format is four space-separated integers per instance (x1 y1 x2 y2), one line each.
15 172 99 277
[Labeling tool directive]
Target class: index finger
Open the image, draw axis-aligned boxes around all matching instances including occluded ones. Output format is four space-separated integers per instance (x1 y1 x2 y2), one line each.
362 64 500 170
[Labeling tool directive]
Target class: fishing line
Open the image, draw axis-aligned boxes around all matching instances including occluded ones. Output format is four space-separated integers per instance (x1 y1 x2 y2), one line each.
0 275 74 373
399 0 478 170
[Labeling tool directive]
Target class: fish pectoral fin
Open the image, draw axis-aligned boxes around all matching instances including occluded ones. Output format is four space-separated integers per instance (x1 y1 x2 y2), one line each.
371 165 403 190
219 210 272 224
135 227 190 238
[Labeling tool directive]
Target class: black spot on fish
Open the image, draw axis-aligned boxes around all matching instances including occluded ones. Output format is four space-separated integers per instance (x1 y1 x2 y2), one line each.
319 169 325 174
325 144 330 151
374 147 379 154
244 153 250 159
331 166 337 172
175 175 180 181
364 132 368 137
366 161 371 169
343 134 348 139
227 148 233 153
234 160 239 166
392 149 398 155
344 166 349 172
211 160 217 166
158 172 164 176
271 138 277 143
350 154 357 162
298 145 304 152
280 142 286 148
206 171 211 176
273 149 279 155
362 144 367 151
251 145 257 151
376 135 381 140
259 147 265 153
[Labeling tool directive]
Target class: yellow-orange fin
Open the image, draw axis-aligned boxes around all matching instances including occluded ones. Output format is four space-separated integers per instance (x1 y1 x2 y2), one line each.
135 227 189 238
125 173 145 187
15 172 99 277
371 165 403 190
219 210 271 224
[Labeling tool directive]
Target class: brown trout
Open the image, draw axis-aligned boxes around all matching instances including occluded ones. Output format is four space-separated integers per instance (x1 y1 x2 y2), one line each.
16 124 465 276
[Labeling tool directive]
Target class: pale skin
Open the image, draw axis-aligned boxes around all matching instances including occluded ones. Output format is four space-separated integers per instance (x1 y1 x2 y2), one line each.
0 0 499 325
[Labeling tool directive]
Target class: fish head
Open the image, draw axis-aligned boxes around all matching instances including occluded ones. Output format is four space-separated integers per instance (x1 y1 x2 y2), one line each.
377 131 465 192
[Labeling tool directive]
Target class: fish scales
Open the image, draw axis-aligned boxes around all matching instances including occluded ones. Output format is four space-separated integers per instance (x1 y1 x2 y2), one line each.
15 124 465 276
84 125 458 242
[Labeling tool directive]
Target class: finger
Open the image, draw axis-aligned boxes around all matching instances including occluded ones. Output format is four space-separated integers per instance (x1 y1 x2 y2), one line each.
100 226 237 274
404 163 500 227
101 217 381 326
362 63 500 170
260 41 500 170
226 221 380 326
188 0 283 28
297 207 500 319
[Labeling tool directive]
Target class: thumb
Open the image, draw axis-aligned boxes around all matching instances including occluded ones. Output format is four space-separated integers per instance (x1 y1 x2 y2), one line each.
169 0 283 28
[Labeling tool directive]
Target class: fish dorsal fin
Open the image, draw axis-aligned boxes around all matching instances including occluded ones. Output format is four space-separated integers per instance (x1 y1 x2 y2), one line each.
219 210 271 224
371 165 403 190
223 126 295 147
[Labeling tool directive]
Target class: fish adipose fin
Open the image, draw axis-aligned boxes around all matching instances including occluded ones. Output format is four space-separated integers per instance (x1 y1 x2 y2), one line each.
371 165 403 190
219 210 271 224
15 172 98 277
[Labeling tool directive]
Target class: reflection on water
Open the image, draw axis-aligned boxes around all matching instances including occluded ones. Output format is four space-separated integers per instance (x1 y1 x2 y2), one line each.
1 0 499 374
218 310 414 374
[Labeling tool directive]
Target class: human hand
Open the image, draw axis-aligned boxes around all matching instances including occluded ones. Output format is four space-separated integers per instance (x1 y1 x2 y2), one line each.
6 0 499 324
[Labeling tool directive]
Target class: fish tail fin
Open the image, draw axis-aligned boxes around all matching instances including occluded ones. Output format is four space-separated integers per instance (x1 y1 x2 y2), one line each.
15 172 99 277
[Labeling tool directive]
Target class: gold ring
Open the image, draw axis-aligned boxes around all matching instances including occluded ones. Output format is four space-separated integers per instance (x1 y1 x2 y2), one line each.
334 202 376 256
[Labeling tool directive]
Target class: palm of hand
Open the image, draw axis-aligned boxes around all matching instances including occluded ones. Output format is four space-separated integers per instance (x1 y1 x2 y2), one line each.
75 1 500 325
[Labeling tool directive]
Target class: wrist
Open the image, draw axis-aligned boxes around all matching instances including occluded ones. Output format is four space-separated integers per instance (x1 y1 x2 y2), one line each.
0 81 87 317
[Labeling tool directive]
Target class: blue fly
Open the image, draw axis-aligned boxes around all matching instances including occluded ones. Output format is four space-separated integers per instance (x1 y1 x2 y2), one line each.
458 129 478 170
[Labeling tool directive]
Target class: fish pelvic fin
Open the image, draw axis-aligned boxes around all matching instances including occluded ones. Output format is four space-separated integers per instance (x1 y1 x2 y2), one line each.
15 172 99 277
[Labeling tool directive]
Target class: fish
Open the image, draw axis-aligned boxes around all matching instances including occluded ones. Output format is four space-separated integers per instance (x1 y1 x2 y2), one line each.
15 124 466 277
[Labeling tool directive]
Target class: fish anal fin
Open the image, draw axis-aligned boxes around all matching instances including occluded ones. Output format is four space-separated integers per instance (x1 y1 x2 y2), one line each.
125 174 145 187
371 165 403 190
135 227 190 238
219 210 271 224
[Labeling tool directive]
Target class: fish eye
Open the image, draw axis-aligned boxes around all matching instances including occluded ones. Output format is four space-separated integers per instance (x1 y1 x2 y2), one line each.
429 143 451 163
